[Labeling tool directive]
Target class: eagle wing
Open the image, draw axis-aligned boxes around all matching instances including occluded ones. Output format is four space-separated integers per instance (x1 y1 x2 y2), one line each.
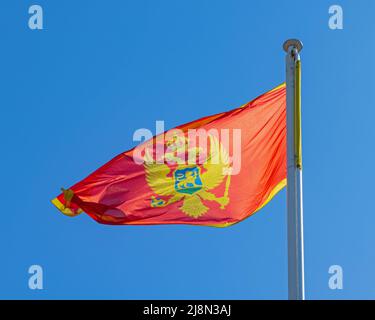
201 134 230 190
144 152 176 196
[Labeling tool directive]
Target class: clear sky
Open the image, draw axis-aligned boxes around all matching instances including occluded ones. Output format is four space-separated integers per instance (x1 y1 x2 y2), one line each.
2 0 375 299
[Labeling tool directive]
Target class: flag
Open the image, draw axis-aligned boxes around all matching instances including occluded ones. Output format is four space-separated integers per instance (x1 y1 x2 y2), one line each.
52 84 286 227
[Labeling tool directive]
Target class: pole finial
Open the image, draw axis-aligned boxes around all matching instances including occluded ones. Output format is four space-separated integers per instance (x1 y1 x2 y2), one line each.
283 39 303 52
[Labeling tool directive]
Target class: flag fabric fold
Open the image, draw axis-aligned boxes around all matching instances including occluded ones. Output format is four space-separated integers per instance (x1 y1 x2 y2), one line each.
52 84 286 227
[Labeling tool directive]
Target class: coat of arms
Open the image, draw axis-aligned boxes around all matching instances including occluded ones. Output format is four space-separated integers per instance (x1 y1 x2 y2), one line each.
144 134 231 218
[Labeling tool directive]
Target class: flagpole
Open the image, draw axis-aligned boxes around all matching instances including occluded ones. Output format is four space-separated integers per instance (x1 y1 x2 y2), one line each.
283 39 305 300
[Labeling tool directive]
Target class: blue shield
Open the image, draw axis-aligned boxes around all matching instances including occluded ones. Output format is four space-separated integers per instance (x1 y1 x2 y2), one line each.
174 167 203 195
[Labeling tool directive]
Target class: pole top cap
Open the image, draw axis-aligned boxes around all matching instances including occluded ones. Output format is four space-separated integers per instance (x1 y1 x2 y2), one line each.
283 39 303 52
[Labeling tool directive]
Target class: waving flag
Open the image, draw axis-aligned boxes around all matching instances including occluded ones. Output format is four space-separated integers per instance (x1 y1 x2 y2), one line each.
52 84 286 227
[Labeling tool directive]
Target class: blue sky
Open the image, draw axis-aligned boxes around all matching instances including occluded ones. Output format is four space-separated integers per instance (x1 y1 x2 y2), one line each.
1 0 375 299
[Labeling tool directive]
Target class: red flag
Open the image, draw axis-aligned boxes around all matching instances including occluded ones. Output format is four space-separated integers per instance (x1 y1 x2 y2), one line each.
52 84 286 227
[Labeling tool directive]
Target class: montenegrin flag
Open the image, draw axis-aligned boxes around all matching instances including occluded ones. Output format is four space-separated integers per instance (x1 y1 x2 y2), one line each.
52 84 286 227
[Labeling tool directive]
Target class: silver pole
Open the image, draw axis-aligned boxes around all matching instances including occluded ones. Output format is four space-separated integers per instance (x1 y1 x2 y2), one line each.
283 39 305 300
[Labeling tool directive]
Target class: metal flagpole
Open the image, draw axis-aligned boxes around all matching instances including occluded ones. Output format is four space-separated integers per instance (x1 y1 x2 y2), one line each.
283 39 305 300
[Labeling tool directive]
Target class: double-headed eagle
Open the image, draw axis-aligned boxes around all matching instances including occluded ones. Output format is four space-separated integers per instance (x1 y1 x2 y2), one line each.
144 134 231 218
